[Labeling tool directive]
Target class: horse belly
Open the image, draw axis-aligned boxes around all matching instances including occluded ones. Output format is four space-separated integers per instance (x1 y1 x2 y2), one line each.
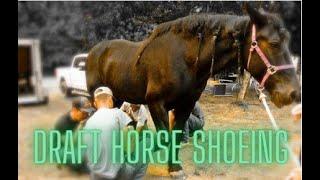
103 58 147 104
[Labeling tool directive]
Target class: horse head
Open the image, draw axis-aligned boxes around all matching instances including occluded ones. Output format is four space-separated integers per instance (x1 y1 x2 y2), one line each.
242 3 301 108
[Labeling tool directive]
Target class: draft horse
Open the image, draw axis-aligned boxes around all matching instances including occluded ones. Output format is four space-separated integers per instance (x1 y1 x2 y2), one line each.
86 4 301 176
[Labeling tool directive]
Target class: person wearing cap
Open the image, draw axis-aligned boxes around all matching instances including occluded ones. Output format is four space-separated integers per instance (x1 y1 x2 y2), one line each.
120 102 149 133
83 86 149 180
53 96 93 173
54 97 93 135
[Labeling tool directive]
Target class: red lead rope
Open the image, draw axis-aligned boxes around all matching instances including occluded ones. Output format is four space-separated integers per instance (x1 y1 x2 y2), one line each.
246 24 295 89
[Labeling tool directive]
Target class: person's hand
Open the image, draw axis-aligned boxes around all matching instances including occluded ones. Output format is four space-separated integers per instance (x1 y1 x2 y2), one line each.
123 105 133 116
128 109 136 122
122 105 130 114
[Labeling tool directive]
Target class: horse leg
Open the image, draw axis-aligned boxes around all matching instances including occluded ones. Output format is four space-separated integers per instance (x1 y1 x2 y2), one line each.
148 101 169 131
147 101 172 152
168 102 196 176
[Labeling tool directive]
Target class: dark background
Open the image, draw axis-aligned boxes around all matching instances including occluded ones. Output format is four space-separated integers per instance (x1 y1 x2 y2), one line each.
18 1 301 75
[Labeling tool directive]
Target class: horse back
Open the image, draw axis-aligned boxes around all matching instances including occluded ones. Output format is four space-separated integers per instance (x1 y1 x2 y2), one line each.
86 39 148 103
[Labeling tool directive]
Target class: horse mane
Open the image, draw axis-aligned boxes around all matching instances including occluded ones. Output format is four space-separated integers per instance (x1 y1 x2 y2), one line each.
135 14 249 64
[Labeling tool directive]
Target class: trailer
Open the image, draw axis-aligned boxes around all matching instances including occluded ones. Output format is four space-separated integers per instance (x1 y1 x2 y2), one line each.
18 39 48 105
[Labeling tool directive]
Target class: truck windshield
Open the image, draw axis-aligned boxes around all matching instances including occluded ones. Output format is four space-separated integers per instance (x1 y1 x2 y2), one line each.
73 57 86 68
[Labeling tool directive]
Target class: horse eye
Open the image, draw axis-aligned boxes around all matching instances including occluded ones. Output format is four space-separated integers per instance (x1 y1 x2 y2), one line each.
269 41 281 48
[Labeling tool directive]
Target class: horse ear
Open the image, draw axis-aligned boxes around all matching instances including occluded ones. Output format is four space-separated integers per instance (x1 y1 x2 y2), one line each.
242 2 267 27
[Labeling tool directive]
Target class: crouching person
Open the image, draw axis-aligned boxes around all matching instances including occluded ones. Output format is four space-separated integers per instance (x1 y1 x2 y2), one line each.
182 102 205 143
169 101 205 144
53 96 93 173
83 87 150 180
120 102 149 133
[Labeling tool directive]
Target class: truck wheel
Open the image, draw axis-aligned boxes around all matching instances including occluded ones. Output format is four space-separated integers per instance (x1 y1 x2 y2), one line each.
60 79 71 97
41 96 49 105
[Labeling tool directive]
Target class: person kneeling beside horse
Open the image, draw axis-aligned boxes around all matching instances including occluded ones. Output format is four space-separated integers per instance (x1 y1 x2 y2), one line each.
120 102 149 133
169 101 205 144
83 87 151 180
53 97 94 173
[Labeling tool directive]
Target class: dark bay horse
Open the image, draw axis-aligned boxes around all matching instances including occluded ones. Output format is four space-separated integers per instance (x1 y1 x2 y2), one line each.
86 4 301 175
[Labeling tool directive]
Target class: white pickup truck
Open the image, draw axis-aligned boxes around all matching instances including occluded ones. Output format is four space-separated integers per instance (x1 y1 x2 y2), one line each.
55 53 88 96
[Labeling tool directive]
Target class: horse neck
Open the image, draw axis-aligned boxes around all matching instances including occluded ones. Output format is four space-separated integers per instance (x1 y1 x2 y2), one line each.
203 16 250 75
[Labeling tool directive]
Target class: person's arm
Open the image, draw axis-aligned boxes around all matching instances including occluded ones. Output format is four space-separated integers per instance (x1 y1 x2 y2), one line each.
120 102 132 116
136 124 144 134
120 102 128 111
136 106 148 133
118 110 137 154
120 103 136 121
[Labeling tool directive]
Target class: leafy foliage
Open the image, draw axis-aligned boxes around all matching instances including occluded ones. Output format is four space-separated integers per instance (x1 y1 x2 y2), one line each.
18 1 301 74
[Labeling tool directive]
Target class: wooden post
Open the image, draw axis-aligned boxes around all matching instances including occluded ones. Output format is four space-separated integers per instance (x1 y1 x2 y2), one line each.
237 70 251 101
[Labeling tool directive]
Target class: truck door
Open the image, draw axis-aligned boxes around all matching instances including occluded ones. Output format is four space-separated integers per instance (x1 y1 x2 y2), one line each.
70 56 87 90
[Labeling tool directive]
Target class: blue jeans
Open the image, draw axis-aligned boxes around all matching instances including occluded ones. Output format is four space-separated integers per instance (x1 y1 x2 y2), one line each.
115 162 148 180
183 114 204 142
90 163 147 180
90 137 151 180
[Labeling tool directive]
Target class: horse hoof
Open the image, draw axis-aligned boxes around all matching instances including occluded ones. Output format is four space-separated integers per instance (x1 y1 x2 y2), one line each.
169 170 186 179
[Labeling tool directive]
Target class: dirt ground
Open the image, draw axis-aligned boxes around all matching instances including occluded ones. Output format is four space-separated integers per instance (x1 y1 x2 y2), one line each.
18 83 301 180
